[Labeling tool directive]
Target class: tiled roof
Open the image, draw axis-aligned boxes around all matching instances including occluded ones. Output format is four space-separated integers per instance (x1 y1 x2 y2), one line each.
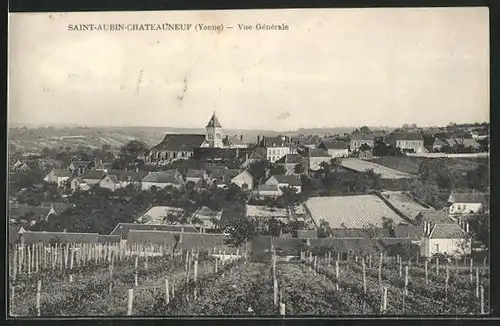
449 192 487 204
308 148 330 158
393 225 423 240
305 195 405 229
51 169 71 178
186 169 205 178
142 170 183 184
117 170 150 182
269 175 302 186
275 153 307 165
110 223 199 239
81 170 106 180
291 137 320 146
429 223 467 239
246 205 288 218
416 211 453 223
247 151 265 160
206 113 222 128
97 235 121 244
259 136 290 148
71 160 92 167
104 175 120 184
331 228 391 238
223 135 246 147
152 134 205 152
389 132 424 141
350 134 375 141
20 231 99 245
321 140 348 150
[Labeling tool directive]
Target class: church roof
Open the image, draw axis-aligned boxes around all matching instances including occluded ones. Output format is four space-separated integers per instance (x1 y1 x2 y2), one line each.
206 112 222 128
153 134 205 152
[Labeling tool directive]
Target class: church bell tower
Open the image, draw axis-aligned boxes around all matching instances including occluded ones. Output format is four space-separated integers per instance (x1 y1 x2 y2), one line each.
205 111 224 148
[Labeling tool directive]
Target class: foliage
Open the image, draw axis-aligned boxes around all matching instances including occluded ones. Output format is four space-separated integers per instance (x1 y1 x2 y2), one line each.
317 219 332 238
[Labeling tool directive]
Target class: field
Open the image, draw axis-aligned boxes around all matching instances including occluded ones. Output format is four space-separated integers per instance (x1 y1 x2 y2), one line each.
380 191 434 221
9 242 490 316
370 156 486 175
340 158 415 179
305 195 406 229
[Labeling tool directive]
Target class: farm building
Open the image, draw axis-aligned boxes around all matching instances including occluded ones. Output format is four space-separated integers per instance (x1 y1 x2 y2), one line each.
318 140 349 158
256 135 292 163
275 153 309 175
126 230 236 253
109 223 199 240
99 174 121 192
231 170 254 190
420 222 471 258
18 231 99 246
380 191 434 221
386 132 425 153
305 195 406 229
141 170 184 190
81 170 106 186
339 158 415 179
245 204 288 221
304 148 331 171
253 184 282 199
70 177 91 192
136 206 186 224
330 228 391 238
68 160 94 176
415 210 454 224
43 169 71 187
447 192 488 216
185 169 207 185
349 134 375 151
265 174 302 193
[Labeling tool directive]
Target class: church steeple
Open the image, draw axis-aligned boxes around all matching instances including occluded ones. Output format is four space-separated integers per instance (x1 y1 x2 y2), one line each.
206 111 222 128
205 111 224 148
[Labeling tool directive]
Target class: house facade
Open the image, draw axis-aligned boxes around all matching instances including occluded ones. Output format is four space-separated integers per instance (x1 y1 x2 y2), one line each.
306 149 331 171
81 170 106 186
448 192 486 216
231 170 254 190
99 175 121 192
388 132 425 153
44 169 71 188
275 153 309 175
254 184 282 198
420 222 471 258
349 134 375 151
257 136 291 163
318 140 349 158
141 170 184 190
70 177 90 192
265 175 302 193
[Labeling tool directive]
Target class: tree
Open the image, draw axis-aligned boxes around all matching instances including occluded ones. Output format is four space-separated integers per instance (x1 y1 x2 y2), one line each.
117 140 150 169
359 143 372 152
317 219 332 238
359 126 371 134
294 163 305 174
381 217 395 237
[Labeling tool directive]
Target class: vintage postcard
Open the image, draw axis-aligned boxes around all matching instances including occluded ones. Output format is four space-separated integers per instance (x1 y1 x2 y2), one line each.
7 8 490 317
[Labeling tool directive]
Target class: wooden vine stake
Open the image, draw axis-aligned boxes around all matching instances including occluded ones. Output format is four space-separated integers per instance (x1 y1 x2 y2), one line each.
280 302 286 317
335 260 340 291
399 258 402 277
13 248 17 281
36 280 42 316
475 268 480 298
470 257 474 282
436 257 440 276
380 287 387 314
127 289 134 316
362 260 367 293
480 285 485 314
378 252 383 286
165 278 170 305
273 278 278 306
28 246 32 276
404 266 409 296
215 258 218 273
425 260 428 284
313 256 317 276
10 286 15 316
445 265 449 302
135 273 138 287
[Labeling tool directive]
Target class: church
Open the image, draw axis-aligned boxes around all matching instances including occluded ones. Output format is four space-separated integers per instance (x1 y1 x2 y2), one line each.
148 112 248 164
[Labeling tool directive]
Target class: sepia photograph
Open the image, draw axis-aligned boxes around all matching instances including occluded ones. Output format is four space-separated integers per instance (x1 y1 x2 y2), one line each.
7 7 490 317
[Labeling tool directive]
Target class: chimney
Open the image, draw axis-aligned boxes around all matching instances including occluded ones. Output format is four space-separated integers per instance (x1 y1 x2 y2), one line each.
257 135 260 145
423 222 427 236
240 134 243 141
466 222 469 233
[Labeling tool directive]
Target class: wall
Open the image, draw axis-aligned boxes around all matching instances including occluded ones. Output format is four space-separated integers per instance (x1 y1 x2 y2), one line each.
406 152 489 158
421 238 471 257
309 157 330 170
328 149 349 158
449 203 483 215
267 147 290 163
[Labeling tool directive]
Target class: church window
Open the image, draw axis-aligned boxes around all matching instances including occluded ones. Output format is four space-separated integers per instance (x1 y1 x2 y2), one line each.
208 133 213 140
216 133 221 140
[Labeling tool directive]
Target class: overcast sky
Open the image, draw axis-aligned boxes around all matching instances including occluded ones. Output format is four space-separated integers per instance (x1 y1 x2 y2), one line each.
8 8 489 130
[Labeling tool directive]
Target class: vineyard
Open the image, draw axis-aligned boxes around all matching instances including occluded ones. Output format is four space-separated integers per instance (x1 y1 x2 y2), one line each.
9 243 489 316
